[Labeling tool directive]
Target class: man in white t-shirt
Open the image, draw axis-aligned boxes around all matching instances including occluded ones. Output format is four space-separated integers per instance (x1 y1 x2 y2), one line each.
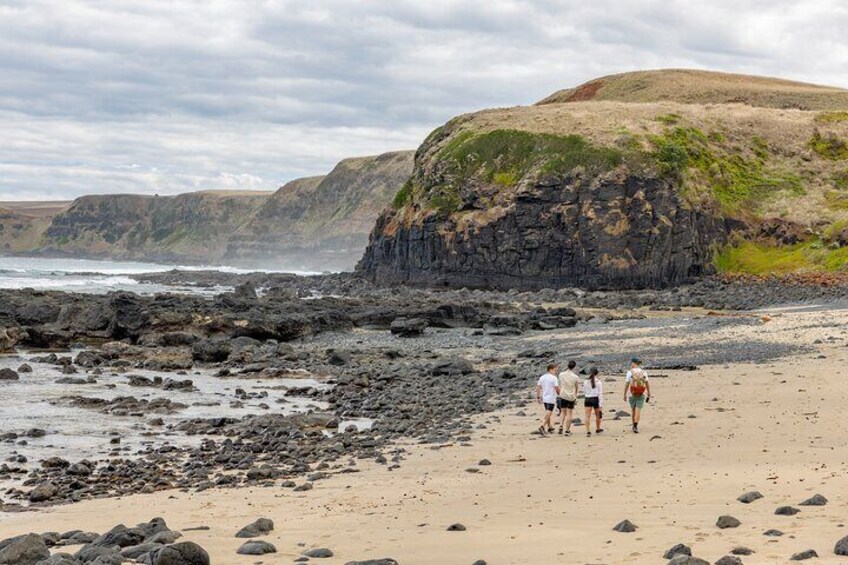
623 357 652 433
556 360 581 436
535 363 561 436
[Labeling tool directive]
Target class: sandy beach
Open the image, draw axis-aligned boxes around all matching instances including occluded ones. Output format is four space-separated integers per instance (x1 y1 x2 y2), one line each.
2 306 847 564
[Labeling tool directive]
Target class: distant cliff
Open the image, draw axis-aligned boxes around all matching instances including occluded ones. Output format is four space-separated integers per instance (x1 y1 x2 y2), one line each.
359 70 848 289
39 191 270 263
225 151 414 270
0 151 414 270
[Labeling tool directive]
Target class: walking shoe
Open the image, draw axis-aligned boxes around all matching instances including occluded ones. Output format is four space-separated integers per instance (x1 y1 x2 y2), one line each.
557 426 563 435
538 425 548 436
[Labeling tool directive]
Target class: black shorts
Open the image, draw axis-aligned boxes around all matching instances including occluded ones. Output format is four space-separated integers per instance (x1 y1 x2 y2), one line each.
543 402 555 412
557 398 575 410
584 397 600 409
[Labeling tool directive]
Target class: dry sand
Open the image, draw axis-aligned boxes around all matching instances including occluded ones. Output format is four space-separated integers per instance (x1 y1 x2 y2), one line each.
2 307 848 564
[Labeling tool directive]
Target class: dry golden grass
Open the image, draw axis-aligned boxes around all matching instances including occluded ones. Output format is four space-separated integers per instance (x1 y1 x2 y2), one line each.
0 201 70 217
538 68 848 110
434 97 848 228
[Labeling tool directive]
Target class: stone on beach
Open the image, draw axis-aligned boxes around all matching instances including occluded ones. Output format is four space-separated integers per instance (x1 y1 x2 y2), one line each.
235 518 274 538
716 515 741 529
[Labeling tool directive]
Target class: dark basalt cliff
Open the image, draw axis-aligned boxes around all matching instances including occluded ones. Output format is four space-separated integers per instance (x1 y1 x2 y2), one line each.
360 171 727 290
359 70 848 289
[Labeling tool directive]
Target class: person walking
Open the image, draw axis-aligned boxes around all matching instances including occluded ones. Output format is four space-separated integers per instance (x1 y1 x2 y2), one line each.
557 360 580 435
583 367 604 436
623 358 651 433
535 363 560 436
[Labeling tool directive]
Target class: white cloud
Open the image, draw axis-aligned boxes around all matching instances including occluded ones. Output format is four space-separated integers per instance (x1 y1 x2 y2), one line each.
0 0 846 200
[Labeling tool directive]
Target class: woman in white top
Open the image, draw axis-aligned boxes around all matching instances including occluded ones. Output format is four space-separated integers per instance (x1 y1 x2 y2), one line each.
583 367 604 436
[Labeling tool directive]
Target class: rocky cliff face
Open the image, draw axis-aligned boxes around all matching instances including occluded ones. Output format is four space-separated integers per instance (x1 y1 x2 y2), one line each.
2 151 413 269
359 70 848 289
40 191 270 263
225 151 414 270
361 169 728 290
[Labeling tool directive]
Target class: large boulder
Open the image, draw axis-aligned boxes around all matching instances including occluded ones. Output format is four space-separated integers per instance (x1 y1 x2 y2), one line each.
0 533 50 564
142 542 210 565
0 368 19 381
27 481 58 502
190 338 232 362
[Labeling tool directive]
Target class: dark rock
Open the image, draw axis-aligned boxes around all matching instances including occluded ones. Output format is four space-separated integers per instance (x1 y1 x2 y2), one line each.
343 560 399 565
763 529 783 537
613 520 637 533
0 368 19 381
713 557 742 565
235 518 274 538
144 541 210 565
327 350 352 366
799 494 827 506
730 547 754 555
790 549 818 560
447 523 466 532
236 540 276 555
737 491 763 504
190 338 232 363
663 543 692 559
431 359 474 375
390 317 428 337
121 543 163 559
836 535 848 555
17 363 32 373
92 525 145 548
28 481 58 502
775 506 800 516
716 515 741 529
667 557 709 565
304 548 334 558
0 533 50 564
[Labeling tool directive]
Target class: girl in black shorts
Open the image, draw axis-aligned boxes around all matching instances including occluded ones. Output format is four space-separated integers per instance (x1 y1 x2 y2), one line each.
583 367 604 436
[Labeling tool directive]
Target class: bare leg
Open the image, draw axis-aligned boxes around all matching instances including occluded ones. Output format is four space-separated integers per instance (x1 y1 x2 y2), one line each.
564 408 573 432
584 407 592 435
595 408 603 432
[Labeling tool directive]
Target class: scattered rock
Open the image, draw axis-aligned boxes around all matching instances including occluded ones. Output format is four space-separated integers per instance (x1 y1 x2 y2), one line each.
663 543 692 559
713 556 742 565
237 540 277 555
716 515 741 529
304 548 334 558
235 518 274 538
731 547 754 555
799 494 828 506
790 549 818 560
613 520 637 533
835 535 848 555
763 529 784 537
447 524 466 532
737 491 763 504
390 317 428 337
775 506 800 516
145 541 210 565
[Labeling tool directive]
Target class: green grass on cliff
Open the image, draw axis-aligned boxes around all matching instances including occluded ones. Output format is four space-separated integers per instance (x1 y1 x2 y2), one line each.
714 239 848 274
420 129 625 214
809 131 848 160
648 126 803 214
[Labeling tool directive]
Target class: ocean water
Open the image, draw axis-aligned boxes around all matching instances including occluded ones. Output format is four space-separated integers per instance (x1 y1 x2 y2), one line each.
0 350 360 474
0 256 314 294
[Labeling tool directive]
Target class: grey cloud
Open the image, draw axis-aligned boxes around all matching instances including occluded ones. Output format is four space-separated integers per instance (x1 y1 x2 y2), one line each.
0 0 846 200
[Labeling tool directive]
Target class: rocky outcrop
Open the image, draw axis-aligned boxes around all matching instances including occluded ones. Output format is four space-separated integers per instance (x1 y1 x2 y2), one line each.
225 151 414 270
359 70 848 290
360 170 728 290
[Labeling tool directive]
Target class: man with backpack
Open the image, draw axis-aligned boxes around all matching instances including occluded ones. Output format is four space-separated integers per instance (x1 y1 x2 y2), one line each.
623 358 651 433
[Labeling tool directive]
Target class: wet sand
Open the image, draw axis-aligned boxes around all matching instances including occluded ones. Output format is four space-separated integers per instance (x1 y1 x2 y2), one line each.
2 310 847 564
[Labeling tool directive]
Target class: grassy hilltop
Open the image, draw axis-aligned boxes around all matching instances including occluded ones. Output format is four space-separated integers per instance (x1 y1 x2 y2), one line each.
367 69 848 284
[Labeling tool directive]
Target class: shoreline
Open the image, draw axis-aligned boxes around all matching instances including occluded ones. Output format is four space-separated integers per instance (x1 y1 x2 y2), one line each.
2 348 847 563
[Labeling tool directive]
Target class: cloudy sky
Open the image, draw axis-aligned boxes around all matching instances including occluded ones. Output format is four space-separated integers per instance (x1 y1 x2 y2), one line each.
1 0 847 201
